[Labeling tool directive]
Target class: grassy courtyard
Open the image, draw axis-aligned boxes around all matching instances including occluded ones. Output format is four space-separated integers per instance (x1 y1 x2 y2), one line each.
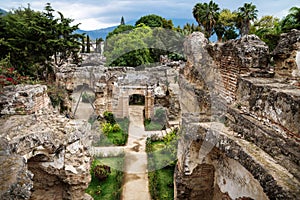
86 156 124 200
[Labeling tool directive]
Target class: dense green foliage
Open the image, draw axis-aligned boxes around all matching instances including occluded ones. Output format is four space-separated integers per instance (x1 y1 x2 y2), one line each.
86 157 124 200
105 14 184 67
281 7 300 32
193 0 220 38
0 3 83 82
214 9 238 42
135 14 174 29
96 112 129 146
250 7 300 50
147 129 178 200
81 92 95 103
191 1 299 49
103 111 116 124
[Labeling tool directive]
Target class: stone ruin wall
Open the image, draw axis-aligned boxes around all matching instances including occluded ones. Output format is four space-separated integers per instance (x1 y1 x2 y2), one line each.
0 85 52 115
0 85 92 200
176 31 300 199
272 29 300 78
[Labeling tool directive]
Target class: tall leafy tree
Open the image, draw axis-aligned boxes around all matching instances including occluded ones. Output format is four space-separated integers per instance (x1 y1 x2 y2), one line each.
237 3 258 36
214 9 238 42
136 14 164 28
86 35 91 53
135 14 174 29
0 3 83 80
251 15 281 50
120 16 125 25
106 24 135 39
281 6 300 32
105 25 153 67
193 0 220 38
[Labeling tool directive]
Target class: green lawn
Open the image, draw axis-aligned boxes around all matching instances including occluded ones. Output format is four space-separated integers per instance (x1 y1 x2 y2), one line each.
86 156 124 200
95 117 129 146
144 119 164 131
147 140 177 200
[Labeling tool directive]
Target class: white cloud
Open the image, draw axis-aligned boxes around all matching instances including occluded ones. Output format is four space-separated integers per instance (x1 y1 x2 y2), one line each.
0 0 299 30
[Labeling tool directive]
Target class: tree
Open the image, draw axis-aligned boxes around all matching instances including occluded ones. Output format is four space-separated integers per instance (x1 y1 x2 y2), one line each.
106 24 135 39
193 0 220 38
86 35 91 53
251 15 281 50
237 3 258 36
214 9 238 42
120 16 125 25
81 37 85 53
105 25 153 67
135 14 174 29
0 3 83 81
281 6 300 32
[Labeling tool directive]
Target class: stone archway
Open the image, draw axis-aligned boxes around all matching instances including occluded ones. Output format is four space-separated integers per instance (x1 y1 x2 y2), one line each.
110 86 154 119
129 94 145 105
71 83 96 119
27 154 65 200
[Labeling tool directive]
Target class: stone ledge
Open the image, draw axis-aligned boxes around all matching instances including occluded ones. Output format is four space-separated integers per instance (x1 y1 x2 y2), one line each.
196 122 300 199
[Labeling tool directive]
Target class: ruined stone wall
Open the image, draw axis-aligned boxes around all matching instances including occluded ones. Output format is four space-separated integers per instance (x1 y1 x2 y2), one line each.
176 32 300 199
208 35 270 103
272 29 300 78
0 85 92 200
236 76 300 136
176 119 299 199
0 85 52 115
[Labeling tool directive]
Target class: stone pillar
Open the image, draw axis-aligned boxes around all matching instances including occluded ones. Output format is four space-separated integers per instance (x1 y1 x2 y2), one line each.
145 89 154 119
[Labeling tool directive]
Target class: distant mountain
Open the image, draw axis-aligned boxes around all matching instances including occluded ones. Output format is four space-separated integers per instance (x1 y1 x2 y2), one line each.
0 8 7 15
75 26 117 40
75 18 197 40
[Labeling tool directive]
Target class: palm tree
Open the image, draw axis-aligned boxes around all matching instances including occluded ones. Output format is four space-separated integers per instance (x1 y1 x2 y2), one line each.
237 3 258 36
282 6 300 32
193 0 220 38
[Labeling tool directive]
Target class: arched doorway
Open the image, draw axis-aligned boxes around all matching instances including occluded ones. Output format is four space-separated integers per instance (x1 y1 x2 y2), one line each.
28 154 65 199
129 94 145 105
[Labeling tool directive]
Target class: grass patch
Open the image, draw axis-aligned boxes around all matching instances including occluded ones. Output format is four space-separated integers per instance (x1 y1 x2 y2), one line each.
144 108 166 131
86 156 124 200
95 117 129 146
146 130 178 200
144 118 164 131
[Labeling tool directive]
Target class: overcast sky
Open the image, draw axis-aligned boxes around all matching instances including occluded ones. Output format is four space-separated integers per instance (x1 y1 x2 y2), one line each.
0 0 299 30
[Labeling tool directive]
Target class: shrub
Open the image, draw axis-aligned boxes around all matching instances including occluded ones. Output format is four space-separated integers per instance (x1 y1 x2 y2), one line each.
81 92 95 103
101 122 112 135
104 111 116 124
112 124 121 132
93 165 111 181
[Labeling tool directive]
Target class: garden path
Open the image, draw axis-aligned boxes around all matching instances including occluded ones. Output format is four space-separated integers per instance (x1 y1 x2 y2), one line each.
121 106 151 200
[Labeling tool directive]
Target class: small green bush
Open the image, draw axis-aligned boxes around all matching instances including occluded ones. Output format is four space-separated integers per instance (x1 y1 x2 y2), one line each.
102 122 112 135
93 165 111 181
112 124 121 132
104 111 116 124
81 92 95 103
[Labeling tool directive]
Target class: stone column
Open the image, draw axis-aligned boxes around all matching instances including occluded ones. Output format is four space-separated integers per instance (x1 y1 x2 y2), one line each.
144 89 154 119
